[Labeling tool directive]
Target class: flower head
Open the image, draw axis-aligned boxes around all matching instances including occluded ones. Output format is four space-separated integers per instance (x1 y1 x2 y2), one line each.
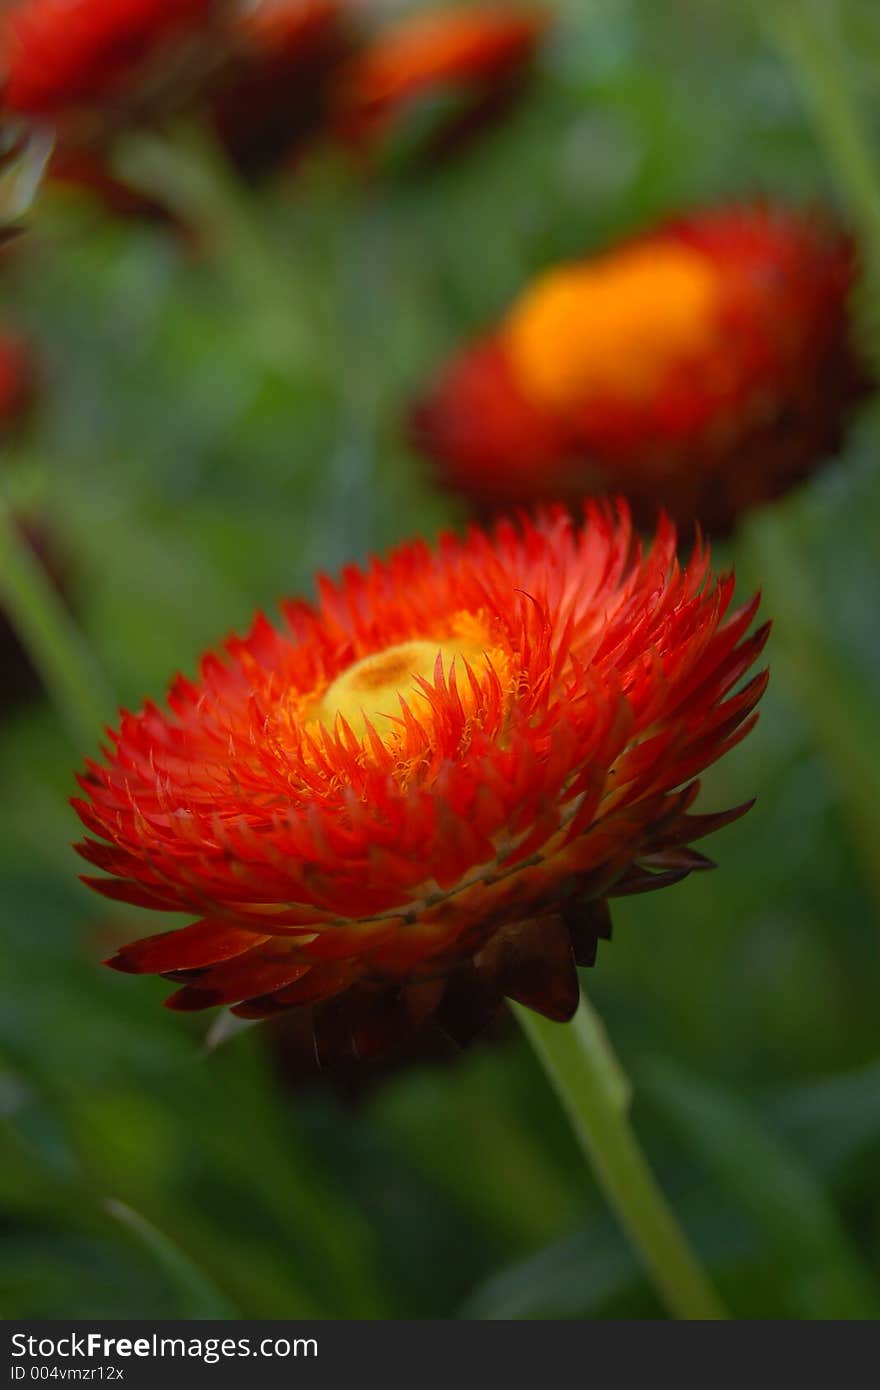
75 504 767 1066
0 0 220 132
211 0 352 177
413 204 868 533
0 0 216 117
334 5 549 159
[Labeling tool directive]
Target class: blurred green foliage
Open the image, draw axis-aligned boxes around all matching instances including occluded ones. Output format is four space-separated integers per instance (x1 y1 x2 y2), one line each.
1 0 879 1319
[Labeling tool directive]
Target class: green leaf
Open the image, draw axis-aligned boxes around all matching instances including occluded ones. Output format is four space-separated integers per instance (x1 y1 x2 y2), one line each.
105 1199 239 1320
460 1190 759 1320
460 1220 639 1320
771 1058 880 1177
0 125 53 230
644 1060 880 1320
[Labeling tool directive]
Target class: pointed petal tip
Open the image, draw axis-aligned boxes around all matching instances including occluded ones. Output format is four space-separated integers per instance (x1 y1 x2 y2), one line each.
103 952 140 975
164 986 223 1013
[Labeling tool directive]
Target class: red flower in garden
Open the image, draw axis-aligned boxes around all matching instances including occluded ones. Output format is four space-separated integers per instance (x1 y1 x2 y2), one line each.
413 204 868 533
0 0 219 127
74 504 767 1066
334 5 549 157
0 1 354 211
212 0 353 177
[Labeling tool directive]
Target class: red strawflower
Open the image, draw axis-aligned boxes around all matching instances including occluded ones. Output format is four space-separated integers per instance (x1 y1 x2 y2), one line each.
334 5 549 158
75 504 767 1066
413 204 868 533
0 0 219 128
212 0 353 177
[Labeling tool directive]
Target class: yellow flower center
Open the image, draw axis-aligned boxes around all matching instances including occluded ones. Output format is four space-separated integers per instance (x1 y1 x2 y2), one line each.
503 242 723 412
315 637 489 740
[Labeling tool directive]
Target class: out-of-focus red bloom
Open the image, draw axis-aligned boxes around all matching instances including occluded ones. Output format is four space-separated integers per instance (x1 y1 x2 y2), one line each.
74 504 767 1066
0 1 355 213
413 204 868 533
0 1 228 227
0 0 218 127
212 0 353 177
334 5 549 158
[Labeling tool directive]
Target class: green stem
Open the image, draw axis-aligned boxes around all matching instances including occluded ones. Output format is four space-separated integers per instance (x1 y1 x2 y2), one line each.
760 5 880 908
766 0 880 358
769 1 880 241
0 494 112 748
744 508 880 911
512 994 729 1320
115 122 312 379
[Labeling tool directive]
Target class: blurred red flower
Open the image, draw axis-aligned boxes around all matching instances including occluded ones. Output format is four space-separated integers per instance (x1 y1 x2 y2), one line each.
413 204 868 532
75 504 767 1065
0 0 218 125
334 4 549 158
1 1 360 215
212 0 353 177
